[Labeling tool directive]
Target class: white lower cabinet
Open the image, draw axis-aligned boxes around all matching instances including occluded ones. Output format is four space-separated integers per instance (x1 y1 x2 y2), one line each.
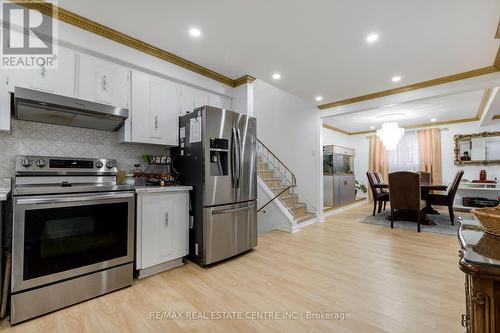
135 190 190 278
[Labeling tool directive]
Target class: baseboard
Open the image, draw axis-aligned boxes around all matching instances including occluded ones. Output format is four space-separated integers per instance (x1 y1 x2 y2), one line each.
136 258 184 279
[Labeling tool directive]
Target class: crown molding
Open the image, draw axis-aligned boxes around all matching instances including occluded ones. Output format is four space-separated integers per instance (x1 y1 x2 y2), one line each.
233 75 256 87
476 88 494 120
13 0 255 88
493 115 500 120
318 66 499 110
324 117 481 136
322 124 350 135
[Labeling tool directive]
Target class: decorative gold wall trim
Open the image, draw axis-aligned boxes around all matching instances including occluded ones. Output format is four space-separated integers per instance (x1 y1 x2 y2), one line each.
233 75 256 87
476 88 494 119
326 117 481 136
494 45 500 70
322 124 350 135
13 0 255 88
318 66 499 110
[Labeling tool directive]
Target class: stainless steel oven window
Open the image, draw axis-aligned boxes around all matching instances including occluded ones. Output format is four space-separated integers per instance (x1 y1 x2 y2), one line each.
12 192 134 293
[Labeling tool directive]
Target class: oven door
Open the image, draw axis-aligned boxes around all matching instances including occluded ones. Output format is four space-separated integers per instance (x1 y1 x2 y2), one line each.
12 191 134 293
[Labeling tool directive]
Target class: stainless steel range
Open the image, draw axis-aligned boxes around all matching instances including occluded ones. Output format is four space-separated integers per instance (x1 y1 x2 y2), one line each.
10 155 135 324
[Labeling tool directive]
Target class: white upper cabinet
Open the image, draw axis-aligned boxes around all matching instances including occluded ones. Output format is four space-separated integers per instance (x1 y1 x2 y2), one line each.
0 73 10 132
5 46 76 97
125 70 179 146
179 85 209 115
77 53 130 108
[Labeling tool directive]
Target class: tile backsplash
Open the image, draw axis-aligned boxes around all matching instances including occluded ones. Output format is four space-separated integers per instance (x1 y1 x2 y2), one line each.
0 118 167 178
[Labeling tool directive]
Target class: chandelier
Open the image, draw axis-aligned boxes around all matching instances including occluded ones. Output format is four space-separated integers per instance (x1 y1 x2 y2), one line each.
376 121 405 150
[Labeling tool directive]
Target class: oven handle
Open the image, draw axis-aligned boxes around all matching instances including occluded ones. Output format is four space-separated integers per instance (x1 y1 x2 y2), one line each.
15 192 134 205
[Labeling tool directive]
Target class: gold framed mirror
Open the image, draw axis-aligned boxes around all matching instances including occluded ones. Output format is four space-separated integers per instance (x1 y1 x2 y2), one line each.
454 131 500 165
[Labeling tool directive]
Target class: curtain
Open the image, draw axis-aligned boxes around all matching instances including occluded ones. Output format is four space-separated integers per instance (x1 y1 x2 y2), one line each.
388 131 420 172
417 128 442 185
368 134 388 201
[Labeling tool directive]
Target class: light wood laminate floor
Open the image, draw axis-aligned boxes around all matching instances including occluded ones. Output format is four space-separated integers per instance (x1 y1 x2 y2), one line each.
1 203 465 332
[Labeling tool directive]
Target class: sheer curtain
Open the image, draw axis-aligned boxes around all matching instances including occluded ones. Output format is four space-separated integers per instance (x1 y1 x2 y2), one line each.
388 131 420 172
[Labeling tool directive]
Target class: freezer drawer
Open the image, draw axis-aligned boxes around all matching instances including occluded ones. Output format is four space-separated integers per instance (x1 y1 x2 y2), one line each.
203 201 257 265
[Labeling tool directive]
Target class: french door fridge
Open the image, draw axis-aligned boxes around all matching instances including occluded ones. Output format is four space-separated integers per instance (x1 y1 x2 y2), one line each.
178 106 257 265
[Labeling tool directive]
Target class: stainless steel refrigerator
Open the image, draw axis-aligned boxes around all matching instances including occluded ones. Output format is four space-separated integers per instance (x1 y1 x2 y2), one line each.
177 106 257 265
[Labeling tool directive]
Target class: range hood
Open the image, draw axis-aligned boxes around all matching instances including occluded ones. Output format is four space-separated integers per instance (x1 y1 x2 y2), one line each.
12 87 129 131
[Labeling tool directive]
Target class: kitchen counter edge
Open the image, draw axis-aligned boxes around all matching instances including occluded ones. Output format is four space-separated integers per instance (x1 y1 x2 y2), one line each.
134 186 193 194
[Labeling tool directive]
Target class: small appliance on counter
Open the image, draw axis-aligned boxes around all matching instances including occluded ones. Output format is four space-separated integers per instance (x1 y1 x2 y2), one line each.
136 155 177 186
174 106 257 266
10 155 135 324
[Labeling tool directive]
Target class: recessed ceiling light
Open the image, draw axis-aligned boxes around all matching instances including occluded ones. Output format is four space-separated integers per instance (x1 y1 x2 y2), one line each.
430 118 437 122
272 73 281 80
189 28 201 37
370 126 375 130
366 33 379 43
315 96 323 102
392 76 402 82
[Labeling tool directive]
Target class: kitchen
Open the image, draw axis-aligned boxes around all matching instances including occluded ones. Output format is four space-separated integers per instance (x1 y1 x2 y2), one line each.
0 3 258 325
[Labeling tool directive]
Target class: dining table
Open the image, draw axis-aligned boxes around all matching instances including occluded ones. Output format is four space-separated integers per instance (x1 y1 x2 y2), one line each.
372 183 448 225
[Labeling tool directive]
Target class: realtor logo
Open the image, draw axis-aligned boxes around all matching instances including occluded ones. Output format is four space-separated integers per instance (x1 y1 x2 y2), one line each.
1 0 58 68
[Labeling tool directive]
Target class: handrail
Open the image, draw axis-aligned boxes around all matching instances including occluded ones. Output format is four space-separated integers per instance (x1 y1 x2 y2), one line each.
257 185 292 213
257 138 296 186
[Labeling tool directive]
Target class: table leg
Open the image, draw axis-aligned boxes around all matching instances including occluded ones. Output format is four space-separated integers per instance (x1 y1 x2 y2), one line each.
421 189 440 215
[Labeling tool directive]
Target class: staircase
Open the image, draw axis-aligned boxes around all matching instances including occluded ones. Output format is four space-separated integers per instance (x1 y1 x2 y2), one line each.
257 139 317 227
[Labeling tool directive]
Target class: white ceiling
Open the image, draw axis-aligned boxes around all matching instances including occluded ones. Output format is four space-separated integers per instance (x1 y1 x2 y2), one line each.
323 89 487 132
59 0 499 105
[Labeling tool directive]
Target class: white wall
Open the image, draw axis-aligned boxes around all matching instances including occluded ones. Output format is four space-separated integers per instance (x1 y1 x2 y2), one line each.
441 121 500 183
323 121 500 187
253 80 320 209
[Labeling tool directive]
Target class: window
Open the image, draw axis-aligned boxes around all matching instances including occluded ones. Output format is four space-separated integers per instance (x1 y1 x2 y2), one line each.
388 131 420 172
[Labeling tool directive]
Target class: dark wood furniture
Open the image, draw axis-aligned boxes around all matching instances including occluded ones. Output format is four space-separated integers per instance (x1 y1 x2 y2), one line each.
388 171 425 232
458 218 500 332
416 171 431 185
422 170 464 224
366 172 389 216
373 183 448 211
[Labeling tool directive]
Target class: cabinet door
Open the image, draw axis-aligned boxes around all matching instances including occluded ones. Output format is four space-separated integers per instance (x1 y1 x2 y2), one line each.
5 46 76 97
0 73 10 132
78 53 130 108
140 192 189 268
130 71 179 145
180 85 208 115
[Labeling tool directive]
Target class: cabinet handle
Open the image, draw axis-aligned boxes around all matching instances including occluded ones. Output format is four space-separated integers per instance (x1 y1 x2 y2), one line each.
155 115 158 129
40 66 46 78
165 212 169 226
102 75 107 91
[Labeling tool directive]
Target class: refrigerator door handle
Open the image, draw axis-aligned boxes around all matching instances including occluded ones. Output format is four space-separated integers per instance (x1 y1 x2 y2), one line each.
236 128 242 188
212 203 256 215
231 128 237 188
233 128 241 188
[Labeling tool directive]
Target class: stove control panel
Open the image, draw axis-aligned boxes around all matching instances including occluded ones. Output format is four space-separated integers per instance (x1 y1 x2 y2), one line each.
15 155 118 175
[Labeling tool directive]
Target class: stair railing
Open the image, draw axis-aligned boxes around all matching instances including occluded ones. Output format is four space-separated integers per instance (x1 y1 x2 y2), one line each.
256 139 296 187
257 139 296 212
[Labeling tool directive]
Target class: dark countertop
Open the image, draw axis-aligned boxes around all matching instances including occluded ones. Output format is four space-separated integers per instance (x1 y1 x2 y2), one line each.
459 218 500 277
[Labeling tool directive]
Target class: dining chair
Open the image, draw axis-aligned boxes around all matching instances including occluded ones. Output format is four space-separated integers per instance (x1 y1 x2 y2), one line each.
366 171 389 216
388 171 426 232
422 170 464 224
373 171 389 211
417 171 431 185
